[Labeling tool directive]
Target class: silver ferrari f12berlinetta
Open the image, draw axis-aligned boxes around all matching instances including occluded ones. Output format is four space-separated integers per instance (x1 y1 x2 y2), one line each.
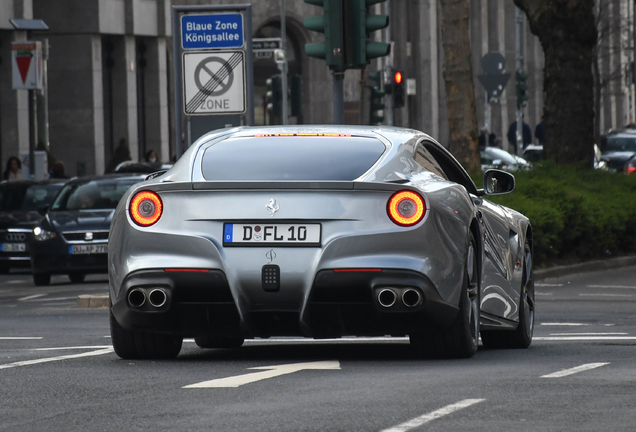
108 125 534 360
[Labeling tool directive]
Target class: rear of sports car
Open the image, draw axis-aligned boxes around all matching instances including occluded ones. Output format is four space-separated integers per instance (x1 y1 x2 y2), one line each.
108 131 472 358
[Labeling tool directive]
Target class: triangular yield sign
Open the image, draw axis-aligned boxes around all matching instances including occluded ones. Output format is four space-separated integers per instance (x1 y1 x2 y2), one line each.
16 54 33 85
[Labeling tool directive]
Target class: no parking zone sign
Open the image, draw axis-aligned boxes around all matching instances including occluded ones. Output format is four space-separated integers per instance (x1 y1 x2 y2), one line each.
182 50 246 115
12 41 43 90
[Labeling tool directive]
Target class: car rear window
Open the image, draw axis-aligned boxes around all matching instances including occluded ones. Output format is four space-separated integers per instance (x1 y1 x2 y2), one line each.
201 136 386 181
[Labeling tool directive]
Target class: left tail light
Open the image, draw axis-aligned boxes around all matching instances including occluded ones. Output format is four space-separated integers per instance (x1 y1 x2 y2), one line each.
130 191 163 226
387 190 426 226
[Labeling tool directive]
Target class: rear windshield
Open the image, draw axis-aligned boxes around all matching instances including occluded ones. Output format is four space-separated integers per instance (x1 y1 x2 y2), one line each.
51 178 142 211
201 136 386 181
0 183 64 212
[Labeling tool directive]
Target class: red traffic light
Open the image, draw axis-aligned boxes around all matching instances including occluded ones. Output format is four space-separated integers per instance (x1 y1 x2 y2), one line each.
394 71 403 84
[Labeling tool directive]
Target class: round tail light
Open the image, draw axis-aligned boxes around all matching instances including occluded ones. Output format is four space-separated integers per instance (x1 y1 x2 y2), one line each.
387 190 426 226
130 191 163 226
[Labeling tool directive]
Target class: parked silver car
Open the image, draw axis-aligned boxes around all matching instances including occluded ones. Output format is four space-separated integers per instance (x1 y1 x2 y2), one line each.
108 126 534 360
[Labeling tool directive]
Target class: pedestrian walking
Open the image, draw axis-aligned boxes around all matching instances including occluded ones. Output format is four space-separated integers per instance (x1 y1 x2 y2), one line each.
507 116 533 149
50 161 70 179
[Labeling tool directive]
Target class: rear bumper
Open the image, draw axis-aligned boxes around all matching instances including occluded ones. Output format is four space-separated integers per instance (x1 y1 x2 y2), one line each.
111 268 459 338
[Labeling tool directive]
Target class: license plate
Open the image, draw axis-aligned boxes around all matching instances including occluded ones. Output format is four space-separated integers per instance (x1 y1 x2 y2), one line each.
69 244 108 254
223 223 321 246
1 243 26 252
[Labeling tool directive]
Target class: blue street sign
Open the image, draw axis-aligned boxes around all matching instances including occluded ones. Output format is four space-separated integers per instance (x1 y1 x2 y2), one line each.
181 13 244 50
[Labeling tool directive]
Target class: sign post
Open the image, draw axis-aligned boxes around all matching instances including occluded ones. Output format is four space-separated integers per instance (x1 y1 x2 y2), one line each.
173 5 254 158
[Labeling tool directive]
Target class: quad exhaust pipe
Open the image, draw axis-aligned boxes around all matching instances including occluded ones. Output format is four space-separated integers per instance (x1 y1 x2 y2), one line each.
128 288 168 308
377 288 423 309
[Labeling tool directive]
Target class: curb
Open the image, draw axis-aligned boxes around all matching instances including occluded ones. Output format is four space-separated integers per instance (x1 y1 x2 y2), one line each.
535 255 636 281
77 294 109 309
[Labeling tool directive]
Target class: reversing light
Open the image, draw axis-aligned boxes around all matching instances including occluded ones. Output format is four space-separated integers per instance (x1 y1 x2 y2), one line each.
130 191 163 226
387 190 426 226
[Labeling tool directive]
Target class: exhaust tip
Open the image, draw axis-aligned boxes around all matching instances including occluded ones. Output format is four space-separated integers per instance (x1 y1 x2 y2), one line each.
378 289 397 308
128 288 146 308
148 288 167 308
402 289 422 308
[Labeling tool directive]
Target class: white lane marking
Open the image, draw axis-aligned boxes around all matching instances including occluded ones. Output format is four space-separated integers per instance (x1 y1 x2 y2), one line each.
0 337 43 340
579 293 632 298
541 363 609 378
379 399 486 432
34 345 112 351
540 323 589 326
5 280 26 284
588 285 636 289
31 296 77 302
536 283 564 287
535 336 636 341
535 292 554 296
549 333 628 336
184 360 340 388
0 348 113 370
18 294 46 301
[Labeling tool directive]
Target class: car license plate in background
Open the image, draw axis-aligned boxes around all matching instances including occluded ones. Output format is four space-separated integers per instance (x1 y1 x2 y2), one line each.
1 243 26 252
69 244 108 254
223 223 321 246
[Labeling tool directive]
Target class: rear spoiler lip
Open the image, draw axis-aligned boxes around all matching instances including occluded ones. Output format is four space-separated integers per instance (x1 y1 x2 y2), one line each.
189 181 414 192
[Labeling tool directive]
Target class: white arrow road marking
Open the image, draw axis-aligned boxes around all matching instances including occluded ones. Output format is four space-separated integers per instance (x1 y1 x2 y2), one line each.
380 399 485 432
541 362 610 378
0 348 113 370
183 360 341 388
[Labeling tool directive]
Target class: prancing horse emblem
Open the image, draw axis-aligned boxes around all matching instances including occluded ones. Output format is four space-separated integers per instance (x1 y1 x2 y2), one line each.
266 199 279 217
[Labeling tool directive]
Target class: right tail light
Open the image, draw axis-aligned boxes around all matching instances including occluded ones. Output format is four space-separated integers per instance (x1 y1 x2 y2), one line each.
387 190 426 226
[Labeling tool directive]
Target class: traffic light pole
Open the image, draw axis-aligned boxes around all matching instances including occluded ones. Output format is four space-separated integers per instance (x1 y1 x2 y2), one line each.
515 6 524 156
384 0 393 126
280 0 288 125
333 72 344 124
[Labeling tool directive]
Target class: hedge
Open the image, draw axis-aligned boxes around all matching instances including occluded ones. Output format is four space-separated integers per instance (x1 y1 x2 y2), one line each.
473 163 636 268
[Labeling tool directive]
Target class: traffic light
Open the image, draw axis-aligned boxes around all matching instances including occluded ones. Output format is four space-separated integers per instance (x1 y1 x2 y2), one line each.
516 70 528 109
368 71 385 124
392 71 405 109
347 0 390 68
266 75 282 118
304 0 390 72
304 0 345 71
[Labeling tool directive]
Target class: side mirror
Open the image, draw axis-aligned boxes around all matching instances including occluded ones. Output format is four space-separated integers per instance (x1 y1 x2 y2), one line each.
37 205 49 216
482 169 515 195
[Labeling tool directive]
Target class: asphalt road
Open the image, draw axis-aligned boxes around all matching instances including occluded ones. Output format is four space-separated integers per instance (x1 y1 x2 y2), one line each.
1 266 635 431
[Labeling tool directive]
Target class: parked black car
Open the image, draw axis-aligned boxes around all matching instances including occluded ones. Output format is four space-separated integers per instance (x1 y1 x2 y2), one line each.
600 130 636 173
0 179 68 273
29 174 145 285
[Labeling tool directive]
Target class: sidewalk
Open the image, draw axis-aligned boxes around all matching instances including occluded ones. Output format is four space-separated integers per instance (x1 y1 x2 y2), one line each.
535 255 636 281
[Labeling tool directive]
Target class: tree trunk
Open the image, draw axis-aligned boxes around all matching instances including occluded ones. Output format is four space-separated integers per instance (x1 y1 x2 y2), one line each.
439 0 480 172
514 0 597 167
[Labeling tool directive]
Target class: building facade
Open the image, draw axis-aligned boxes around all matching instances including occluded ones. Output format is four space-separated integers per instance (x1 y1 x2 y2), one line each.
0 0 633 176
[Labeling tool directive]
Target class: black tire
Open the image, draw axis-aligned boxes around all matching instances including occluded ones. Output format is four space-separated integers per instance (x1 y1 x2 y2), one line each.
109 309 183 359
68 272 86 283
481 239 534 349
33 273 51 286
410 232 480 359
194 334 245 349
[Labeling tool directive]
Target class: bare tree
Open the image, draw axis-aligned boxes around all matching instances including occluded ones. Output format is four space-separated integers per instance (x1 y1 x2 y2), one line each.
514 0 597 167
439 0 480 172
